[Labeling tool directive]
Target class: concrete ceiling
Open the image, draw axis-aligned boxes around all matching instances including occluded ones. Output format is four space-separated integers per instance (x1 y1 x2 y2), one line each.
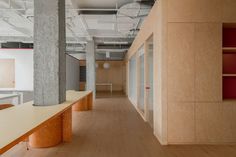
0 0 154 60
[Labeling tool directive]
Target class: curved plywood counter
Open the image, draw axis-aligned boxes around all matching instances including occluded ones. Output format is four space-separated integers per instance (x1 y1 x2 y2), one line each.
0 104 14 110
0 90 92 154
72 92 93 111
29 116 63 148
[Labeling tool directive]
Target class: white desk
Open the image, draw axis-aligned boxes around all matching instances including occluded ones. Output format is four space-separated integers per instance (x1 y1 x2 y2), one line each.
0 90 92 155
96 83 113 93
0 94 21 105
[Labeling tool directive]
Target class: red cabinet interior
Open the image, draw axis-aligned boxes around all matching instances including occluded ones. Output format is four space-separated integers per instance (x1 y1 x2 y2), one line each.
223 53 236 74
223 28 236 47
223 77 236 99
223 25 236 100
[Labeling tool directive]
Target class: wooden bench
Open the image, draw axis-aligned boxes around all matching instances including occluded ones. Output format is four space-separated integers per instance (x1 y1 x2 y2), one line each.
0 90 93 155
96 83 113 93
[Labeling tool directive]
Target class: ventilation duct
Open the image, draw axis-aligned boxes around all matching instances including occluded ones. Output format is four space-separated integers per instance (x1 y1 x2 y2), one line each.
116 2 152 35
66 43 85 53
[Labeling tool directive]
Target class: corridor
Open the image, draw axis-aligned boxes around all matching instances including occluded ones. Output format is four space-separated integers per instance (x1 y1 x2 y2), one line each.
3 96 236 157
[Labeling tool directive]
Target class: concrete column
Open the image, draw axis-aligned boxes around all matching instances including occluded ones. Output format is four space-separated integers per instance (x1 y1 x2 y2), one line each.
34 0 66 106
86 40 96 99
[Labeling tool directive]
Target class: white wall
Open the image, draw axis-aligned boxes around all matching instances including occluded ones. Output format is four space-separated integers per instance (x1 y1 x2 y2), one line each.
66 55 80 91
0 49 33 91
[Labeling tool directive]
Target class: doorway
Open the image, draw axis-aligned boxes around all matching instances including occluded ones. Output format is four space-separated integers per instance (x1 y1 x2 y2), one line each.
137 46 145 115
146 36 154 128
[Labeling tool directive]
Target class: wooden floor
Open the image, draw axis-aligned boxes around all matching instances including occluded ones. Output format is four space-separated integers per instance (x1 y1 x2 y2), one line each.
2 95 236 157
96 91 125 98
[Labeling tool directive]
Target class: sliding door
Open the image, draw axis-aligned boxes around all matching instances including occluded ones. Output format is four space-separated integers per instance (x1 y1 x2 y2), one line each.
146 36 154 128
129 55 137 104
137 46 145 114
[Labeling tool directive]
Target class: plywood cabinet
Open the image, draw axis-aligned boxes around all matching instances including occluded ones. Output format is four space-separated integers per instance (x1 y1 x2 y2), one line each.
167 23 195 102
195 23 222 101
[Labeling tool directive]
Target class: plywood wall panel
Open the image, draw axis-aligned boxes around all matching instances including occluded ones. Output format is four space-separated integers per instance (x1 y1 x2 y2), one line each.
195 102 236 143
168 0 197 22
168 0 222 22
223 0 236 22
221 101 236 142
167 23 195 102
195 103 223 143
127 0 236 145
96 61 125 92
193 0 222 22
195 23 222 101
168 102 195 143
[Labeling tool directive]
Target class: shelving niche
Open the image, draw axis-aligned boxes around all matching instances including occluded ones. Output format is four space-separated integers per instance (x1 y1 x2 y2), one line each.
223 23 236 99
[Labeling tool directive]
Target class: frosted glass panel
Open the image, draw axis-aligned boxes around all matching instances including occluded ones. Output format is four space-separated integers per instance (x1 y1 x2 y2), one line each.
147 42 154 128
138 47 145 114
129 55 137 103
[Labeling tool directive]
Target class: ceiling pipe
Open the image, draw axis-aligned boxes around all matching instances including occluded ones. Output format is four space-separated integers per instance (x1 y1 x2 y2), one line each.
132 18 141 36
73 8 118 11
1 18 32 37
68 7 151 11
66 0 91 40
13 0 32 3
0 8 25 11
66 23 85 43
0 0 26 11
96 48 128 52
97 20 135 24
0 0 32 27
79 14 93 41
103 41 129 44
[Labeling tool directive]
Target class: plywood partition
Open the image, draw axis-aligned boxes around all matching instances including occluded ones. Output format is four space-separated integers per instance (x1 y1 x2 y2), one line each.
79 60 126 92
126 0 236 145
126 0 168 145
166 0 236 144
96 61 125 92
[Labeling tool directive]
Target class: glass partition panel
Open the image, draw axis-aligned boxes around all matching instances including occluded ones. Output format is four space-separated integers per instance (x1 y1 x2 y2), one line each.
147 36 154 128
129 55 137 103
138 46 145 114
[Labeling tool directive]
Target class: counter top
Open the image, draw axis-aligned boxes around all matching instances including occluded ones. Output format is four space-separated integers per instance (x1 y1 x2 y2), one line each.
0 90 92 154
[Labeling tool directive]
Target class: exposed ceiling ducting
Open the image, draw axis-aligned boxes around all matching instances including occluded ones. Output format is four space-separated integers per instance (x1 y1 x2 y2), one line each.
0 0 154 60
